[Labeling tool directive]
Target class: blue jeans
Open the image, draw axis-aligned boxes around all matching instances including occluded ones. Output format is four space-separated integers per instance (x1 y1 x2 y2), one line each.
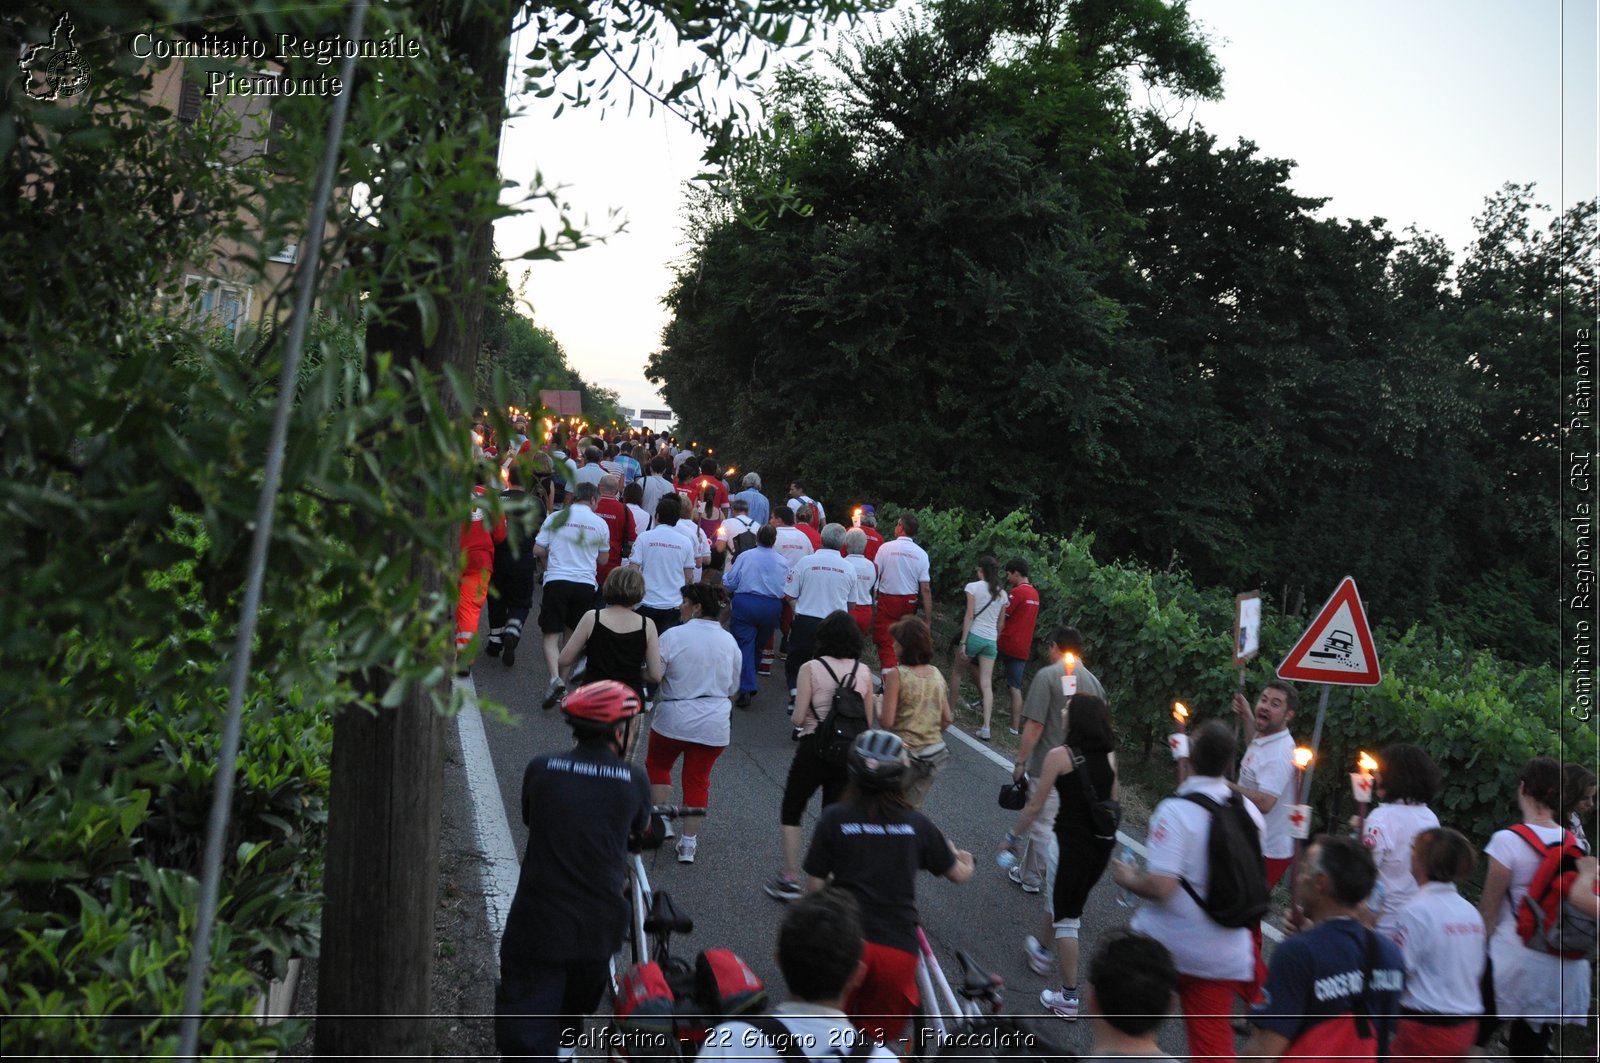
730 593 783 694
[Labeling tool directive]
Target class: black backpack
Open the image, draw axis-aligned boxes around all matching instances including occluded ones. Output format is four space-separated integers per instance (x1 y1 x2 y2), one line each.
726 517 759 561
1178 792 1270 929
811 660 869 767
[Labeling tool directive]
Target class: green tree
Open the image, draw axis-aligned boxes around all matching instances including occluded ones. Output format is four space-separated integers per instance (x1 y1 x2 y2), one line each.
652 0 1222 523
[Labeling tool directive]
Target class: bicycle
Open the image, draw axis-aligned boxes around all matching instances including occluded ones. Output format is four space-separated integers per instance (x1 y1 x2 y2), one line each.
612 803 707 987
909 927 1005 1059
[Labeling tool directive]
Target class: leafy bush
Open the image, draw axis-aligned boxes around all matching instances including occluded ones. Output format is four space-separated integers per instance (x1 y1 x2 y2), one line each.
901 505 1587 844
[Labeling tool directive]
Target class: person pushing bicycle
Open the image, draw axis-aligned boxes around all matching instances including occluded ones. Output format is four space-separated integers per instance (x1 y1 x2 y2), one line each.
496 680 654 1062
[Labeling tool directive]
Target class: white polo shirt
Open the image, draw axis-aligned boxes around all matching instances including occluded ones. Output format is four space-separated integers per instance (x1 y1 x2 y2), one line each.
785 551 857 619
625 526 696 609
655 619 742 746
1240 727 1298 859
874 536 930 596
786 494 825 524
1130 775 1262 982
845 554 877 607
533 504 610 586
773 526 814 568
1389 881 1486 1015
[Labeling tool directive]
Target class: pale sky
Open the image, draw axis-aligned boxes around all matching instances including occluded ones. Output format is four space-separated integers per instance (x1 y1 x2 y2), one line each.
493 0 1598 419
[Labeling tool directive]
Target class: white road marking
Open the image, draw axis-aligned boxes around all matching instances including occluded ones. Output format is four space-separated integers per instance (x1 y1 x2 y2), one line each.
453 675 521 944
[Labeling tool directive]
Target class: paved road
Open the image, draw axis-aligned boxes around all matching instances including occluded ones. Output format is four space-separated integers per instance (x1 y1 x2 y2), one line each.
460 599 1196 1058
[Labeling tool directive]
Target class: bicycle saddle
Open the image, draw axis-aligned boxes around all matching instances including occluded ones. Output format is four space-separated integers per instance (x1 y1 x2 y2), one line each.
955 951 1003 996
644 889 694 935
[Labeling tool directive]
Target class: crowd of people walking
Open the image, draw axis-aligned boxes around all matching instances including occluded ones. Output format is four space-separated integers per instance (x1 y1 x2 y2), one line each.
473 424 1596 1063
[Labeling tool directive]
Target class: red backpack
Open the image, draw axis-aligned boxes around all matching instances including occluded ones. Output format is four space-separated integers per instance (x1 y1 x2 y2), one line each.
1510 825 1598 960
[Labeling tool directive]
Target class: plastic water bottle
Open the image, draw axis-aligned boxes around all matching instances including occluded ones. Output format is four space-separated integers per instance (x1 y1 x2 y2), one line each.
997 849 1018 872
1116 844 1141 909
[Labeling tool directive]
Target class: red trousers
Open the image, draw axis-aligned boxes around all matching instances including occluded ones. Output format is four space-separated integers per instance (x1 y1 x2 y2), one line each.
872 594 919 668
849 604 873 639
456 563 491 653
1176 974 1253 1062
644 731 725 807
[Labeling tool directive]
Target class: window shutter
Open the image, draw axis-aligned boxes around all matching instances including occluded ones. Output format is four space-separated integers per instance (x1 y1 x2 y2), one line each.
178 79 201 123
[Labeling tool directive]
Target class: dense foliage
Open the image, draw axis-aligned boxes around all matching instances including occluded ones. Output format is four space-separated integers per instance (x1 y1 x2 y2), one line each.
649 0 1594 666
4 0 886 1054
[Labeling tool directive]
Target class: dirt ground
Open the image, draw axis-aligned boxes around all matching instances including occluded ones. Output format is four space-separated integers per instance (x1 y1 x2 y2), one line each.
285 729 500 1061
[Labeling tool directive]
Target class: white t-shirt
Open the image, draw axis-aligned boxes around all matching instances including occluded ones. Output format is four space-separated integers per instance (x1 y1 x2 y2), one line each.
785 552 857 619
964 580 1007 641
717 513 757 546
1362 801 1439 931
625 526 696 609
671 518 711 564
1483 822 1591 1026
626 502 651 536
786 495 825 524
698 1004 897 1063
1389 881 1486 1015
874 536 930 596
654 619 742 746
639 474 674 523
773 526 814 568
844 554 877 607
1130 776 1263 981
1239 728 1297 859
533 504 610 586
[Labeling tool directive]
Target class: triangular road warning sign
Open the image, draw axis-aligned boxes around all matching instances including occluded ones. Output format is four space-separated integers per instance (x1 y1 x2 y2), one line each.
1277 576 1381 686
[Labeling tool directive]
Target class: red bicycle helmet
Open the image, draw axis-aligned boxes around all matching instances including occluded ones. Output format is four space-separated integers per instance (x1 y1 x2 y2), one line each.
561 680 642 726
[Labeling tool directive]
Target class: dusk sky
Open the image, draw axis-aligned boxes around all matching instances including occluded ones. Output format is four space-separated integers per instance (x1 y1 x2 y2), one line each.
494 0 1598 418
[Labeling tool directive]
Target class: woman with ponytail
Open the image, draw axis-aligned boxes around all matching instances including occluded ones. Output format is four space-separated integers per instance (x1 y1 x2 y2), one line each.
951 555 1007 741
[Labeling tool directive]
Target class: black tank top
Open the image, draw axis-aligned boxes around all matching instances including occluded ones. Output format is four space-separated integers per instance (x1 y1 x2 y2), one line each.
582 608 647 697
1053 748 1115 839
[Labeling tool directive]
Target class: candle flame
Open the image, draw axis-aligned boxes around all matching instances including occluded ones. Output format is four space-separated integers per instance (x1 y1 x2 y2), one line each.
1063 652 1077 671
500 466 510 487
1358 751 1378 774
726 467 737 476
1172 701 1188 722
1294 746 1314 769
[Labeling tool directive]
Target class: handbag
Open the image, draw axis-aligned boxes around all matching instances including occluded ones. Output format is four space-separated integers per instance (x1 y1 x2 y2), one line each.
1070 746 1122 839
998 776 1029 810
949 592 1000 652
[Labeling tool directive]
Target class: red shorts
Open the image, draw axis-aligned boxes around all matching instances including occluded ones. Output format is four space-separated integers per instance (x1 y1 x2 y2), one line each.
845 940 920 1045
643 731 724 807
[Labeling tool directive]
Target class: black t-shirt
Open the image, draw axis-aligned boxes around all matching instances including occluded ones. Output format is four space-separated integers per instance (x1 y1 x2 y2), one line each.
802 799 956 954
500 741 651 966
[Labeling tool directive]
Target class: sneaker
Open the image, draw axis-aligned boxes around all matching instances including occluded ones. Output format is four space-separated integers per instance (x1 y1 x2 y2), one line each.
976 727 991 741
1023 935 1054 976
1008 866 1041 894
1008 727 1021 737
1039 987 1079 1020
764 875 804 901
501 634 518 667
676 836 697 864
661 818 676 841
541 677 566 710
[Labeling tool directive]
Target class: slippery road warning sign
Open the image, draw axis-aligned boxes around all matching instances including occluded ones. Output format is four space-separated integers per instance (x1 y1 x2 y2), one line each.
1277 576 1381 686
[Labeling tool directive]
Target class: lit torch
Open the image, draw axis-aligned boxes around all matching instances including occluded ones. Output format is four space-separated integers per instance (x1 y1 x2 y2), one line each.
1351 751 1378 831
1172 701 1189 733
1060 652 1078 698
1294 745 1313 793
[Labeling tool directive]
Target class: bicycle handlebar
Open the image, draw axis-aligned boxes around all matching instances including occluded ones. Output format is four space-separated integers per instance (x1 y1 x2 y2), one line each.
651 805 708 819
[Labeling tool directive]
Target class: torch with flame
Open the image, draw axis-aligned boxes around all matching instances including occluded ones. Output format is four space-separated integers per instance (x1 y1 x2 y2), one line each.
1060 652 1078 697
1172 701 1189 733
1350 751 1378 808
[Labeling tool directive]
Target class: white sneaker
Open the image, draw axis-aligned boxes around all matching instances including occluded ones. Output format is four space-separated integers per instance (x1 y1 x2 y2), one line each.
676 836 698 864
1040 987 1079 1020
976 727 991 741
1008 865 1041 894
660 818 676 841
1023 935 1054 976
